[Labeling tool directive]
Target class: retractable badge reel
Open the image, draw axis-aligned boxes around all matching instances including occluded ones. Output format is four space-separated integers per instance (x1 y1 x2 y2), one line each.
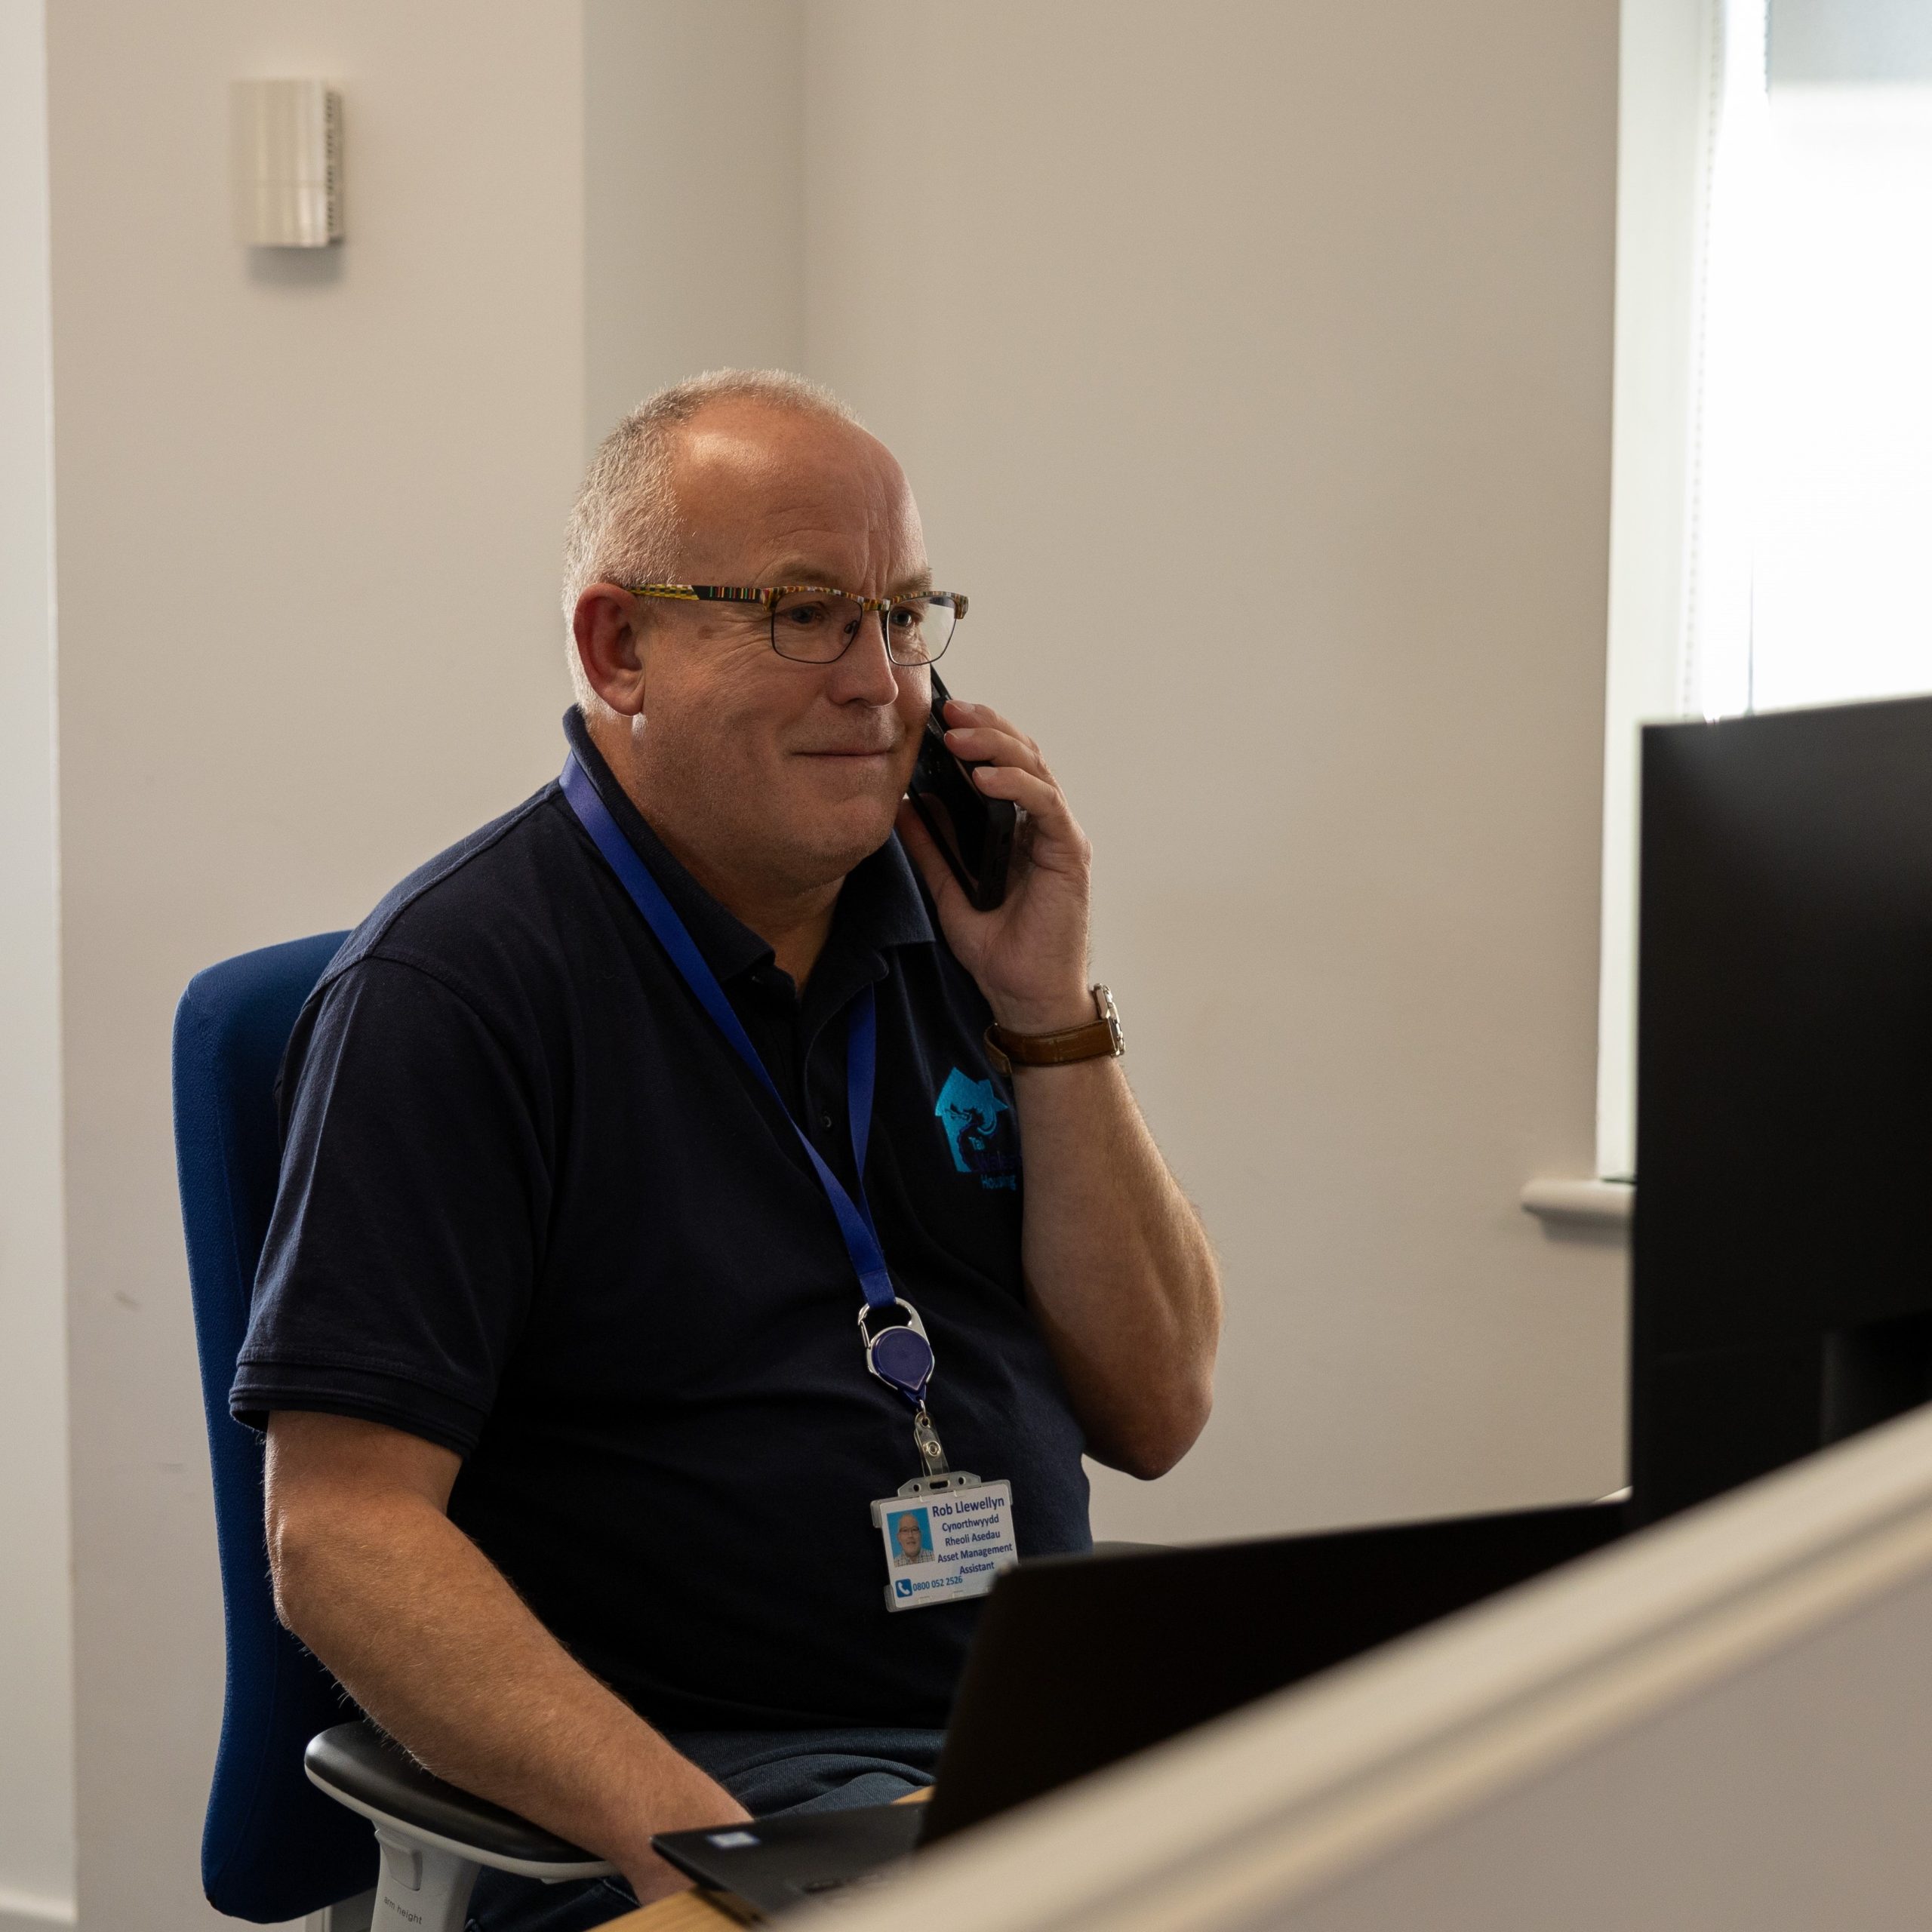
859 1299 949 1475
862 1299 1019 1614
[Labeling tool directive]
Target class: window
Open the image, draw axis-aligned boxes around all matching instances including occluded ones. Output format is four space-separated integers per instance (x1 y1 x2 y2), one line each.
1597 0 1932 1178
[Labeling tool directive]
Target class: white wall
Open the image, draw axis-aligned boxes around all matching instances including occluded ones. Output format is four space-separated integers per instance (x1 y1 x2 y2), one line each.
797 0 1627 1541
43 5 583 1924
0 1 77 1923
583 0 804 450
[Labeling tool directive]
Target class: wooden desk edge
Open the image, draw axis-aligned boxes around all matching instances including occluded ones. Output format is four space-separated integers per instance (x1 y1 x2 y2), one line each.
601 1892 747 1932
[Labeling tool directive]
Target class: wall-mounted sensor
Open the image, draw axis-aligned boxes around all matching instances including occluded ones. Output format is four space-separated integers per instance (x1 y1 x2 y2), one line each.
232 79 342 248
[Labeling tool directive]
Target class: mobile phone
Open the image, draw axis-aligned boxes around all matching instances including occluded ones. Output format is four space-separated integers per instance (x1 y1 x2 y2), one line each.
906 670 1016 911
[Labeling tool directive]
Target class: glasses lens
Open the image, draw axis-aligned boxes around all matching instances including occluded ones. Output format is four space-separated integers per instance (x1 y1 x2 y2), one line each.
768 590 958 665
883 595 956 666
770 589 863 663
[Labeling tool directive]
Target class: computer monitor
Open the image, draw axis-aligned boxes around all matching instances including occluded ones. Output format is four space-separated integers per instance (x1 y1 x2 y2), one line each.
1631 694 1932 1525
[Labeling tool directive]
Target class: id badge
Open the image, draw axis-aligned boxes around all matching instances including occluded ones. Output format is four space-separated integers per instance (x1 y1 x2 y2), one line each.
871 1472 1018 1612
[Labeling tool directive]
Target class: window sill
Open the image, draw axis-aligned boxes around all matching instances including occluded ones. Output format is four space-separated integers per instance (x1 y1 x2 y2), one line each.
1521 1177 1634 1227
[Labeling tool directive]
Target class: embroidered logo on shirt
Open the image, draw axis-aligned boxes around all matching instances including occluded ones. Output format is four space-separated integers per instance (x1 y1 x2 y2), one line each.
934 1068 1021 1191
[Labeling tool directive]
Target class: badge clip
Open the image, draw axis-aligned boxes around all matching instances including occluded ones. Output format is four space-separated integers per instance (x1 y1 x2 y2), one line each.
910 1404 950 1478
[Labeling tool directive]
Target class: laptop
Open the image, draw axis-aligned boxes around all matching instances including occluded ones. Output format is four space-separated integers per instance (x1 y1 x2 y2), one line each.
652 1499 1623 1915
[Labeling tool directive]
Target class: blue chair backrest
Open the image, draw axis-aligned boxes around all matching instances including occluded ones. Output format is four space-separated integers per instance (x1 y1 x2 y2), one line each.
173 932 377 1923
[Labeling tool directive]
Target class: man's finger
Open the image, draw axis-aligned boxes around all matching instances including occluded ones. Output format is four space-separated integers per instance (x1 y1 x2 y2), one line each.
972 762 1073 831
943 699 1048 768
943 723 1048 779
943 698 1034 748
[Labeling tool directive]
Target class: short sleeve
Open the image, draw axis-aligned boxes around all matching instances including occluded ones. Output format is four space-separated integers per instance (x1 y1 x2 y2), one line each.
231 955 552 1456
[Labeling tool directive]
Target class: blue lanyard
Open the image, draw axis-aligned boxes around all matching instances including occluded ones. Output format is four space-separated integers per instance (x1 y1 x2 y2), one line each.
559 758 941 1419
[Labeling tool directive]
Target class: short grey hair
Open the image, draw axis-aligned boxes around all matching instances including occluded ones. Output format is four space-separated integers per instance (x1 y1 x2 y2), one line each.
560 368 860 712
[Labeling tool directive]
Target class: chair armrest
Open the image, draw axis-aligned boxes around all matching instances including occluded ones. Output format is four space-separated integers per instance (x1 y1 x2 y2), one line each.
305 1722 614 1881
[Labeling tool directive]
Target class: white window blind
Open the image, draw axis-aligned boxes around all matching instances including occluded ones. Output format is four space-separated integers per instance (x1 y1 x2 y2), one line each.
1688 0 1932 718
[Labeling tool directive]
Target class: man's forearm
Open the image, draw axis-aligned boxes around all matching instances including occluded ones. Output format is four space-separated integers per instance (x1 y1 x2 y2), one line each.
1011 1056 1221 1477
889 706 1220 1478
270 1481 746 1894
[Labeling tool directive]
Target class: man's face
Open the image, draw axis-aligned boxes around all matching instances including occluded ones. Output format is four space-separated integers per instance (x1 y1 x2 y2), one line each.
896 1515 924 1558
621 403 934 897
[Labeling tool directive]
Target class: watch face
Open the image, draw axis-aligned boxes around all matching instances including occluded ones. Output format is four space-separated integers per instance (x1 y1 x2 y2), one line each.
1095 984 1124 1054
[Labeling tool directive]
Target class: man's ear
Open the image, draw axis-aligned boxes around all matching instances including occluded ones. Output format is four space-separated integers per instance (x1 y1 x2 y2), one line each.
573 585 648 716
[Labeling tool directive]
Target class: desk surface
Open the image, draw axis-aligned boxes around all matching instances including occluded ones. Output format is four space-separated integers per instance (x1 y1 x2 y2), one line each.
604 1892 747 1931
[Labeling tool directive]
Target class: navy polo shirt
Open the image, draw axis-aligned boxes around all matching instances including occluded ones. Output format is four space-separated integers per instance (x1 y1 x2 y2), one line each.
232 712 1091 1733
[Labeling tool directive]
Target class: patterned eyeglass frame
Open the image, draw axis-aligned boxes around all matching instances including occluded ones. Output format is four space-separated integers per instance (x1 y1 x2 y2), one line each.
621 583 968 664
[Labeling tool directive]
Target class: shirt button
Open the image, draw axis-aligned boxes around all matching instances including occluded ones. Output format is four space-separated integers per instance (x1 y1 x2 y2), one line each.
820 1112 835 1130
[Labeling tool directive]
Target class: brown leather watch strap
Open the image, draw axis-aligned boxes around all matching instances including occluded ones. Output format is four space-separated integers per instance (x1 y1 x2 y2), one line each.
983 985 1124 1076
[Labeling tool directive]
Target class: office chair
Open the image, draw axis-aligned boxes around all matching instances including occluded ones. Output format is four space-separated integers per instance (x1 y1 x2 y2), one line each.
174 933 612 1930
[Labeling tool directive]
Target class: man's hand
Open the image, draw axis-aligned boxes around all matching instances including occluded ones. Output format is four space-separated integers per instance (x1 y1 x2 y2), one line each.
265 1411 749 1901
897 700 1223 1479
896 698 1096 1035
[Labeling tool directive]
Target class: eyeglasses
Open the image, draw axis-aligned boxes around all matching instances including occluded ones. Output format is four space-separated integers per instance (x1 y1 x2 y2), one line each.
623 583 966 666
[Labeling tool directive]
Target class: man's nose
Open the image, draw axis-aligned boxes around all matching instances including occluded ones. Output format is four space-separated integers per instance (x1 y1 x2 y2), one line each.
826 607 901 703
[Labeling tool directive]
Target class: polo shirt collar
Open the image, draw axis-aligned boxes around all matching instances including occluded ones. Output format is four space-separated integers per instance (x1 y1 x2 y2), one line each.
561 709 934 987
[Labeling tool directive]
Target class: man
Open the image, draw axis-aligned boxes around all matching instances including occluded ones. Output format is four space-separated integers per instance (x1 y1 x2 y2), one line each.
893 1511 934 1566
237 370 1220 1924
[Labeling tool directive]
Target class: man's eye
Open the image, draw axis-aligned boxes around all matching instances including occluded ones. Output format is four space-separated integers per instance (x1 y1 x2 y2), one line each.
780 599 832 627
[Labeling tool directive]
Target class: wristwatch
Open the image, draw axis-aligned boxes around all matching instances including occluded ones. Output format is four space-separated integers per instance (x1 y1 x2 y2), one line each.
983 985 1124 1076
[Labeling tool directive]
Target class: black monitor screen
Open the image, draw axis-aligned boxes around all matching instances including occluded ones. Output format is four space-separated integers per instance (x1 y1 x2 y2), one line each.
1632 694 1932 1524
